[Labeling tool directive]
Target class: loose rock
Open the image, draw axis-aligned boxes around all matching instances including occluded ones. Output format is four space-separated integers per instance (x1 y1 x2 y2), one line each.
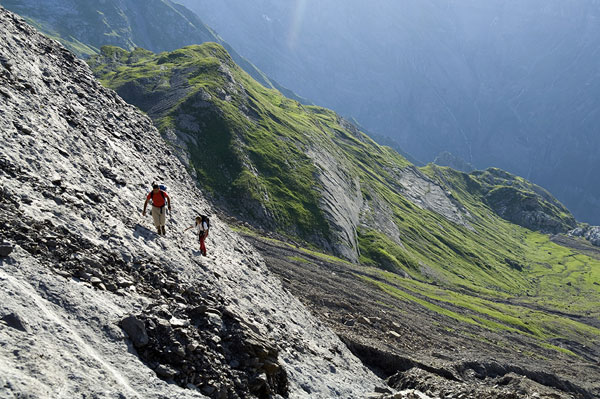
120 315 149 348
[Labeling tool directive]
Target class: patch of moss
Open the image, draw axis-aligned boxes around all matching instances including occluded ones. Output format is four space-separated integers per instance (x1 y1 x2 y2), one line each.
358 229 420 273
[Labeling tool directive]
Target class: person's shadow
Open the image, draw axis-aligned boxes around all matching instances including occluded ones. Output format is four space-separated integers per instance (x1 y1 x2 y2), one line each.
133 223 159 241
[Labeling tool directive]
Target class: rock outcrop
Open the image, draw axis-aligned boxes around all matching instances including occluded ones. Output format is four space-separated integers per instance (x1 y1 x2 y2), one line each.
0 6 383 398
424 167 578 235
569 226 600 247
474 168 577 234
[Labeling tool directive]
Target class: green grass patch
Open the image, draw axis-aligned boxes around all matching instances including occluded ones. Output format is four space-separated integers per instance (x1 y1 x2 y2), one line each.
286 256 311 264
361 268 600 353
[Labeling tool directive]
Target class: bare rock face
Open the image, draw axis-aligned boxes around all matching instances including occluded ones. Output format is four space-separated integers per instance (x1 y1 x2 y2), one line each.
394 166 472 229
121 315 149 348
569 226 600 247
305 143 364 262
0 6 382 398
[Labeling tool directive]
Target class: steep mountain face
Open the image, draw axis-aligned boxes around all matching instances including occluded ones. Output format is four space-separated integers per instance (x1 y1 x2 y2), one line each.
0 7 384 398
465 168 576 234
0 0 305 102
177 0 600 224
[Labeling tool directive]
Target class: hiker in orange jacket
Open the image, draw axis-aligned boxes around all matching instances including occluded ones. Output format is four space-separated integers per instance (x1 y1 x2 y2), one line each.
142 183 171 235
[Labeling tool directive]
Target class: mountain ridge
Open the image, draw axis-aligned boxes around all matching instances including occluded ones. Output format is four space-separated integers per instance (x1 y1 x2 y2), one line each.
0 0 309 104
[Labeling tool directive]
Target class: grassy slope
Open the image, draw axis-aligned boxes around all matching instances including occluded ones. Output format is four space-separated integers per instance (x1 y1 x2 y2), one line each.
89 44 600 357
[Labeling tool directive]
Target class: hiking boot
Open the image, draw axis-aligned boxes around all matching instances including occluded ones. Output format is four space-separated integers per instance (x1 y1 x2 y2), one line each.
156 227 161 235
161 226 166 235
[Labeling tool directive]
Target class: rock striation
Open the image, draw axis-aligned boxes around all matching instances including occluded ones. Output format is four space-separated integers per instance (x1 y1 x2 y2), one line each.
0 6 383 398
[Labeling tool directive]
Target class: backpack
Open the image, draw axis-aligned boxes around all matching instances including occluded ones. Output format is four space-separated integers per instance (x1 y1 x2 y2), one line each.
154 183 167 193
200 215 211 230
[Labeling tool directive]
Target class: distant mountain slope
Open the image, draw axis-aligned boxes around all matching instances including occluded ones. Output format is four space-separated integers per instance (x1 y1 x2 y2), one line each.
0 6 383 397
177 0 600 225
0 0 308 103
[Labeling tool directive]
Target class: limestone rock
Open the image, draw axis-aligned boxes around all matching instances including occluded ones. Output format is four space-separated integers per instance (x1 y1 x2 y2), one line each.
0 241 13 257
1 313 29 333
120 315 149 348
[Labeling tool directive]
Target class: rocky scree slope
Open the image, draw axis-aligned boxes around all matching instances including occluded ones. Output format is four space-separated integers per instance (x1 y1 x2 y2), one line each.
0 7 385 398
0 0 305 103
89 44 578 277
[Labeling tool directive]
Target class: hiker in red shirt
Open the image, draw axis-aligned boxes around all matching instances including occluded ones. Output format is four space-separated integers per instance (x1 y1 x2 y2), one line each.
142 183 171 235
